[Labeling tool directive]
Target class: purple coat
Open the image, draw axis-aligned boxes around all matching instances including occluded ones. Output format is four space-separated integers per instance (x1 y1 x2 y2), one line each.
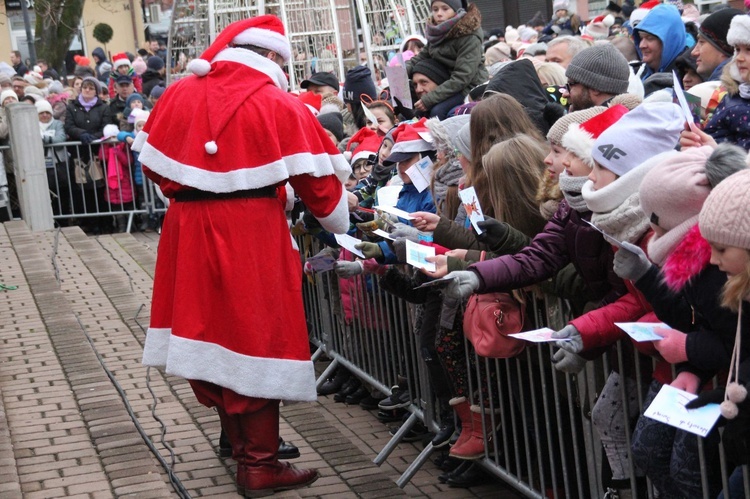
469 199 626 305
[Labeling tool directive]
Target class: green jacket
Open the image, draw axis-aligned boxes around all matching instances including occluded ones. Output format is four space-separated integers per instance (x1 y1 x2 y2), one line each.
406 4 488 109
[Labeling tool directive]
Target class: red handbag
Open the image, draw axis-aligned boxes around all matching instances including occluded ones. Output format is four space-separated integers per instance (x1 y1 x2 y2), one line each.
462 252 526 358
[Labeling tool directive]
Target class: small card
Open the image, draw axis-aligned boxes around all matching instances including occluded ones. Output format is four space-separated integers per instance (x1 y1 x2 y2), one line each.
414 277 453 290
362 102 379 127
584 220 624 248
508 327 568 343
405 239 436 272
673 71 699 133
458 187 485 234
306 254 336 272
376 185 402 208
616 322 668 342
373 228 394 240
644 384 722 437
405 156 434 193
374 205 415 220
384 65 412 109
335 233 366 259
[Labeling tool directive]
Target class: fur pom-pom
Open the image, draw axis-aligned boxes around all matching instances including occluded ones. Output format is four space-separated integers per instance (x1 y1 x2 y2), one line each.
727 382 748 404
720 400 739 419
603 14 615 27
343 150 352 161
188 58 212 76
204 141 218 154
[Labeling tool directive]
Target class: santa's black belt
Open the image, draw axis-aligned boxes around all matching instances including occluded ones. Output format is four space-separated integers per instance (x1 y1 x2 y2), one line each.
173 187 278 202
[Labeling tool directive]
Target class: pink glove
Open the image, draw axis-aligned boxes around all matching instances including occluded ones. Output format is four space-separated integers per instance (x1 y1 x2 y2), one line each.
670 371 700 394
361 258 388 276
654 327 688 363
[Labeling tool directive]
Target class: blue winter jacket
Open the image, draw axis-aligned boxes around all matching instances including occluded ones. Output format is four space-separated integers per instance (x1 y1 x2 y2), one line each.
633 5 691 81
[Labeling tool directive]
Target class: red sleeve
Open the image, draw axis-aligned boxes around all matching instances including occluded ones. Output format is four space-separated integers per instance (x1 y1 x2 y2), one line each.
288 174 349 234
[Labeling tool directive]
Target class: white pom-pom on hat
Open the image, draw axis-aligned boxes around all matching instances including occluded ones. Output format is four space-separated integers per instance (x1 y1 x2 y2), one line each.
205 141 218 154
188 58 212 77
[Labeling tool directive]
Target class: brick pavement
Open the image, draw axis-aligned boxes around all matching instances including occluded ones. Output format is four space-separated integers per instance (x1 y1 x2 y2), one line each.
0 222 523 498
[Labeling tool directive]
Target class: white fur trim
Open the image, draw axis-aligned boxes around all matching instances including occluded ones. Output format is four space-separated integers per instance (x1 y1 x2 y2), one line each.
132 130 148 152
137 132 352 192
212 48 288 92
727 15 750 48
390 138 434 155
188 58 211 76
603 14 615 27
351 150 375 164
562 123 596 167
232 27 292 63
204 141 218 154
316 186 350 234
142 329 317 402
113 58 131 70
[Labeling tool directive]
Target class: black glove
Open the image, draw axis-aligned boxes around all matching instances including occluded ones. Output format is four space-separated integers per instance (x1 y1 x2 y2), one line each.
79 133 95 144
475 218 509 248
685 388 724 410
393 97 415 121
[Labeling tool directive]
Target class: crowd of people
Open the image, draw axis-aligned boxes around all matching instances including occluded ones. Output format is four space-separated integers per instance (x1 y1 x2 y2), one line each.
2 43 167 232
295 0 750 497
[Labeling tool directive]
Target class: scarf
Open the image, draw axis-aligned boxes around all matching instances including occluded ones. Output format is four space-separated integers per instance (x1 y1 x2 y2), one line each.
739 82 750 100
647 215 699 267
590 192 650 244
558 172 588 212
432 158 463 211
78 94 98 112
425 10 466 45
39 120 52 133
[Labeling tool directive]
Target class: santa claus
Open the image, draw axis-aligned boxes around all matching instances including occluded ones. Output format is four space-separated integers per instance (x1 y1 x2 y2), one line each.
133 15 350 496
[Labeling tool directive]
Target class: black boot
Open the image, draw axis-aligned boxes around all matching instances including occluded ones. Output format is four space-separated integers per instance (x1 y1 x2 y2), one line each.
333 377 361 403
317 367 350 396
278 437 300 460
431 405 455 448
438 459 472 483
219 428 232 458
345 385 369 405
446 462 491 488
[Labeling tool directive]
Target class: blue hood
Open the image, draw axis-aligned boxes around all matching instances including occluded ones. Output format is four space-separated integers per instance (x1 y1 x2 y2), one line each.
634 5 688 76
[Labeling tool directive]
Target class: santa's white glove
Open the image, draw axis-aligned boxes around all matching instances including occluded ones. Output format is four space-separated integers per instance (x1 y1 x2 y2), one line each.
613 241 651 282
551 349 587 374
443 271 480 300
334 260 364 278
552 325 583 353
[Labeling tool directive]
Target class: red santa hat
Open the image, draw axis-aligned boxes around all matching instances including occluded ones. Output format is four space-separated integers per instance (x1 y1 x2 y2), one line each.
298 91 322 116
112 52 131 70
562 104 628 167
187 15 292 77
383 118 434 165
345 127 382 164
629 0 659 25
585 14 615 40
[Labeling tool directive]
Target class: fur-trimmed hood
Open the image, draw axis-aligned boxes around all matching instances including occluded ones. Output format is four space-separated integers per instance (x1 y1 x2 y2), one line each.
427 3 482 40
662 224 712 291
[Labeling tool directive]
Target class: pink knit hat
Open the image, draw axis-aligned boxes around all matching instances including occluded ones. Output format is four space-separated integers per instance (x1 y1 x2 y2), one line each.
640 146 713 233
699 169 750 250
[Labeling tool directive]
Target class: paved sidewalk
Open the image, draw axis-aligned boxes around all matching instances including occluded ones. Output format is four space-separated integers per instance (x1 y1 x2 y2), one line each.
0 222 523 498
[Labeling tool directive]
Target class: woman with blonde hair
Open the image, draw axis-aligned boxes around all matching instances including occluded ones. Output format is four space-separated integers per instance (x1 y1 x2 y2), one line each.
535 61 567 86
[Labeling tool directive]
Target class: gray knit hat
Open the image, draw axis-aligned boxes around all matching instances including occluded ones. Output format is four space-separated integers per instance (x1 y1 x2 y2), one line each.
455 122 471 159
565 44 630 95
546 106 607 145
699 169 750 250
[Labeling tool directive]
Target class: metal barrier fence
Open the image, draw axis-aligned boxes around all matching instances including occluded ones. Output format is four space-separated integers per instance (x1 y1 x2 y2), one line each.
33 140 166 232
300 234 750 498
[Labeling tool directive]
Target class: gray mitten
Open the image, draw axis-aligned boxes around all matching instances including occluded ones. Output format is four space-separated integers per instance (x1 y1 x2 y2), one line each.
551 324 584 353
613 241 652 282
443 271 480 300
551 349 587 374
391 223 421 242
334 261 363 278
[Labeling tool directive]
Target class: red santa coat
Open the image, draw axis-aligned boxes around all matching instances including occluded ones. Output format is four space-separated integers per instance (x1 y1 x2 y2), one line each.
133 48 350 402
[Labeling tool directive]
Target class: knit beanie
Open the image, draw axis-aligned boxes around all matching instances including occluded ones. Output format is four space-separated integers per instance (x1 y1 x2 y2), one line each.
433 0 463 12
0 90 17 104
342 66 377 104
426 114 471 153
132 57 147 75
700 8 743 57
484 42 512 65
454 122 471 159
591 102 683 176
565 44 630 95
35 99 53 115
147 56 165 72
317 112 345 142
727 13 750 48
546 106 607 145
640 146 714 233
553 0 569 10
150 85 166 99
412 58 451 86
699 169 750 249
81 76 102 93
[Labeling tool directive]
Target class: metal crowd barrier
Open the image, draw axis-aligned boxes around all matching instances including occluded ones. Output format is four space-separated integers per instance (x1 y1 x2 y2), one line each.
300 234 750 498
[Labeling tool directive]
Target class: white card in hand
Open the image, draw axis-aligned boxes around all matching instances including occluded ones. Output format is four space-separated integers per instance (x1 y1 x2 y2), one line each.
458 187 485 234
405 239 435 272
335 233 366 259
644 384 721 437
405 156 434 193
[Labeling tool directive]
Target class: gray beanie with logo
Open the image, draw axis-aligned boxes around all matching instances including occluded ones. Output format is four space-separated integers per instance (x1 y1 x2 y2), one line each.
565 43 630 95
